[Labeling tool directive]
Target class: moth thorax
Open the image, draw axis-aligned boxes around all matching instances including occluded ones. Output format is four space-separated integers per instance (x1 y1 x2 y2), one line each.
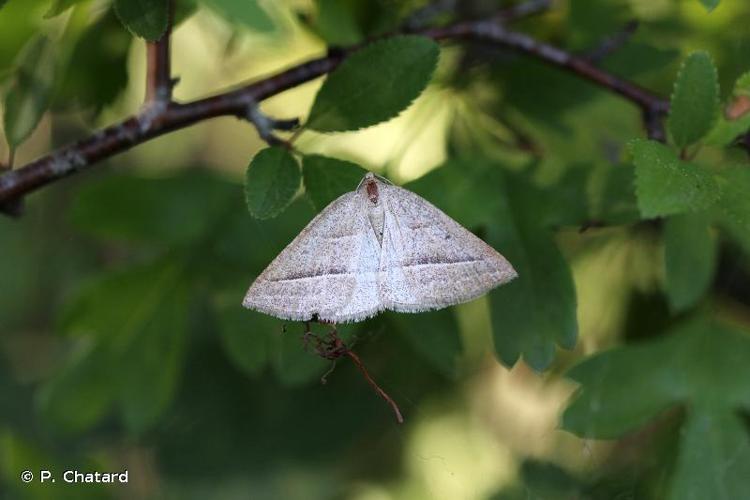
365 179 379 204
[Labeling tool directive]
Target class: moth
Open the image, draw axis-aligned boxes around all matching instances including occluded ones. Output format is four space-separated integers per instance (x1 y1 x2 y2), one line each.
243 172 517 323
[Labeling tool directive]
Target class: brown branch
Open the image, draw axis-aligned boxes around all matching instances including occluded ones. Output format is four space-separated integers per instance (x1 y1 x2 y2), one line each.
0 0 669 214
145 0 174 104
582 20 639 64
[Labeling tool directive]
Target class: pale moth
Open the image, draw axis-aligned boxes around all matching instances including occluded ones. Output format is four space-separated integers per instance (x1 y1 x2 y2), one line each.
243 172 517 322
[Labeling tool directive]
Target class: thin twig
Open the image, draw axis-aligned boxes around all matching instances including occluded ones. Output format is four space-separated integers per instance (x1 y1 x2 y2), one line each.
309 327 404 424
145 0 174 104
0 0 669 214
582 20 639 63
345 349 404 424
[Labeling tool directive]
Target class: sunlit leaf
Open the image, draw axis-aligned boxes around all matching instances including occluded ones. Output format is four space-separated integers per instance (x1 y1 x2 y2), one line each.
245 147 301 220
668 52 719 148
307 35 439 132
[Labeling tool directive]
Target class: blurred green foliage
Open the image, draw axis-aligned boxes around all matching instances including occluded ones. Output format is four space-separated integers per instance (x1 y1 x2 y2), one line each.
1 0 750 499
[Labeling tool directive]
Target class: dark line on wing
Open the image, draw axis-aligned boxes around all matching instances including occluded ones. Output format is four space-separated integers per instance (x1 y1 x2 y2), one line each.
269 268 354 283
402 257 482 267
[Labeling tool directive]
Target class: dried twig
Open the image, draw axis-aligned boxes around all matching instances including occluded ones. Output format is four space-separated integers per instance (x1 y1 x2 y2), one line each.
308 327 404 424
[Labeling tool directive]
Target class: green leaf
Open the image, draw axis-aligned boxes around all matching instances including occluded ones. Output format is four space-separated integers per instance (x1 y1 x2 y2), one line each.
70 171 237 246
216 298 273 377
562 318 750 438
713 167 750 252
271 324 328 387
114 0 169 41
302 154 368 211
630 139 721 218
307 35 439 132
668 409 750 500
201 0 274 33
311 0 363 45
698 0 720 12
117 282 188 434
37 341 116 433
390 308 463 378
405 157 503 229
2 36 56 150
44 0 87 18
705 71 750 146
664 213 716 312
54 11 131 112
488 175 578 371
53 259 189 434
245 147 301 219
668 51 719 148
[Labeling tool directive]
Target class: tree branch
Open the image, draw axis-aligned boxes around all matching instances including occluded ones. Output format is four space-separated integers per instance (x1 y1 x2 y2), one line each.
145 3 174 104
0 1 669 215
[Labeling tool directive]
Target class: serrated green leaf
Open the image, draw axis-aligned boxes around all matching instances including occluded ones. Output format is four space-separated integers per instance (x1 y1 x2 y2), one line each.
698 0 720 12
2 36 56 150
302 154 368 211
562 318 750 438
307 35 439 132
114 0 169 41
668 409 750 500
664 213 716 312
668 51 719 148
630 139 721 218
488 175 578 371
216 298 273 377
390 308 463 378
70 171 237 246
245 147 301 219
44 0 86 18
201 0 274 32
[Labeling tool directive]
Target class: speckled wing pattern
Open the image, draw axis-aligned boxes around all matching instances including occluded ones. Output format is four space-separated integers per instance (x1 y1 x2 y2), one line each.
378 184 516 312
243 173 517 323
242 192 381 323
